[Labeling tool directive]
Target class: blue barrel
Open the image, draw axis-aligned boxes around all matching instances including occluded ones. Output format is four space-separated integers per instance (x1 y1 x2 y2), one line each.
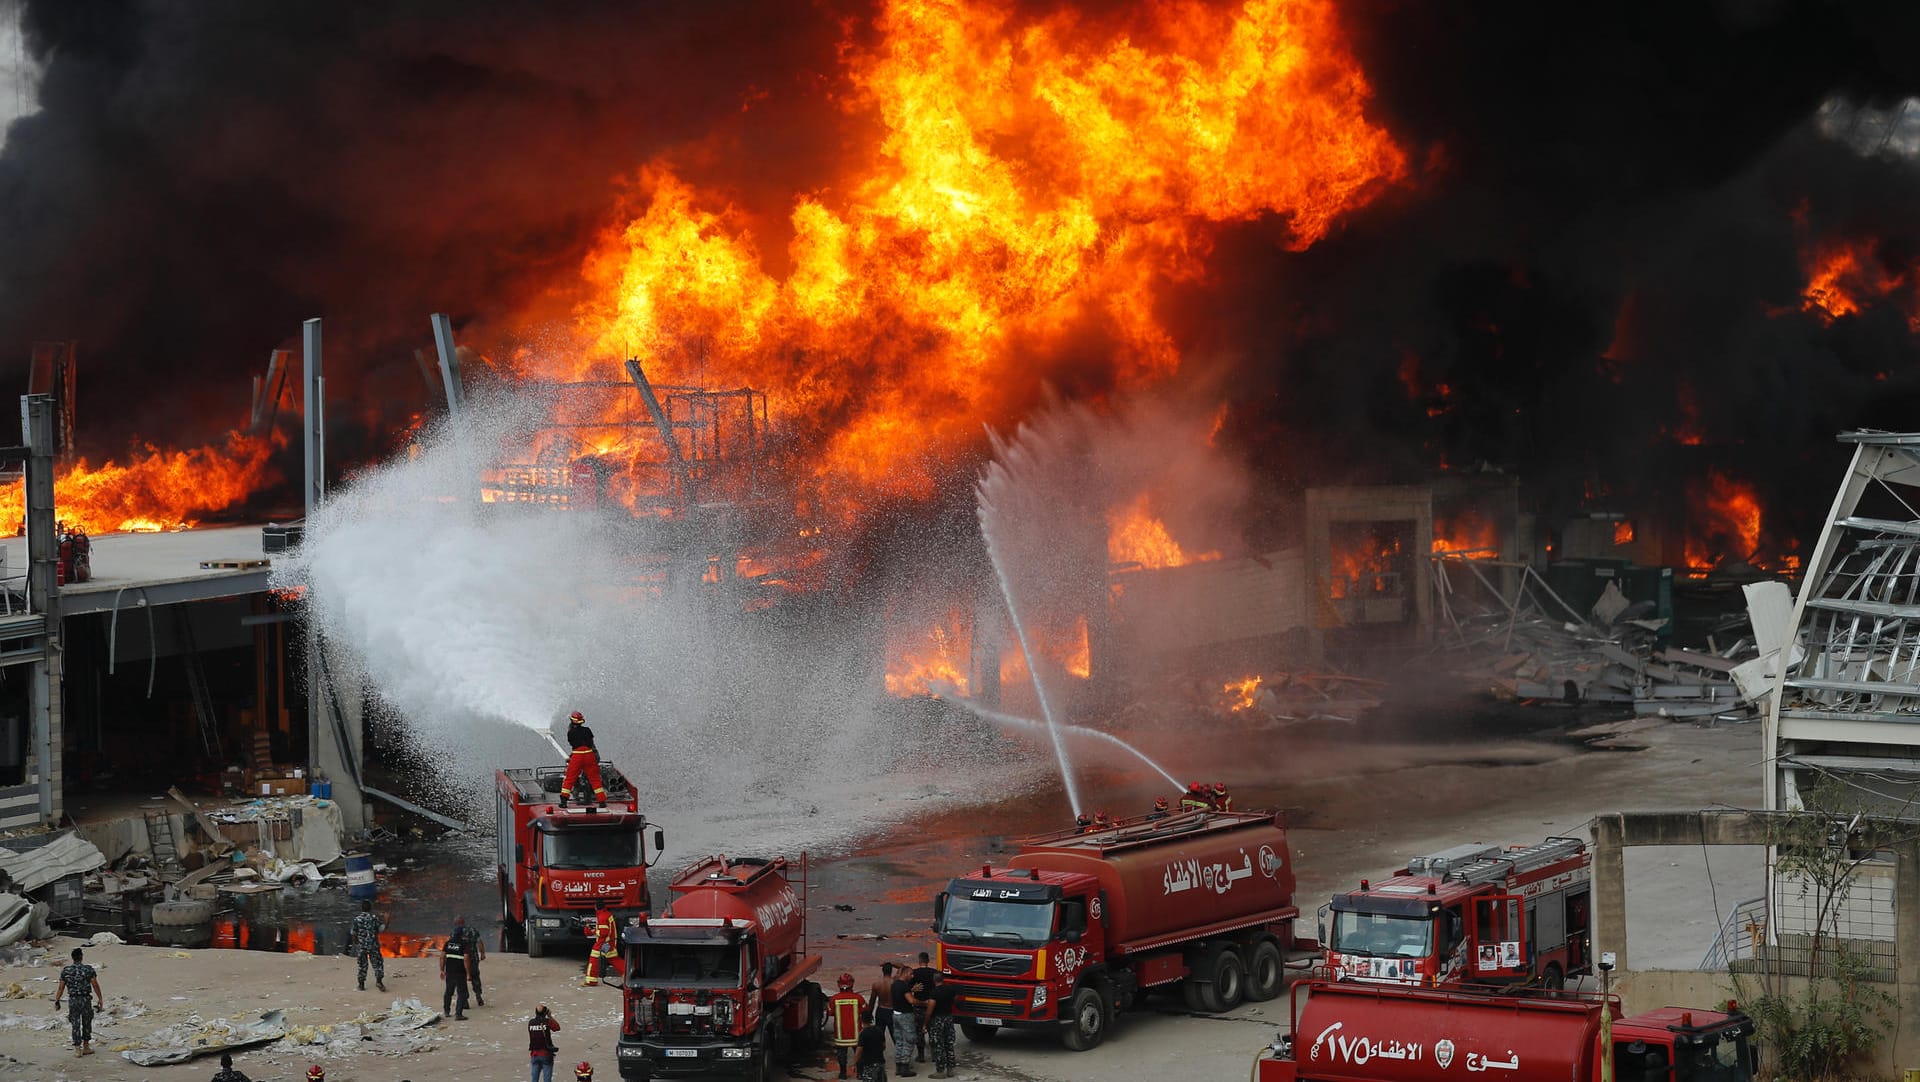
345 852 376 900
319 780 332 800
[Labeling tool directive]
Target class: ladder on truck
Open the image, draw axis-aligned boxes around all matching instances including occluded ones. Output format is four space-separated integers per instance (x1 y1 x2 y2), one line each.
1446 836 1585 886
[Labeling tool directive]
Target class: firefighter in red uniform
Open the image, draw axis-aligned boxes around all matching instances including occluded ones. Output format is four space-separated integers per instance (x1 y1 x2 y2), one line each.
561 711 607 803
1211 782 1232 812
574 1063 595 1082
1147 796 1171 820
584 906 624 986
828 972 866 1079
1180 782 1210 812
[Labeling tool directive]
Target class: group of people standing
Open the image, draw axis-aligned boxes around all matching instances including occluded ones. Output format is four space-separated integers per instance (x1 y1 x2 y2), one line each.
828 953 958 1082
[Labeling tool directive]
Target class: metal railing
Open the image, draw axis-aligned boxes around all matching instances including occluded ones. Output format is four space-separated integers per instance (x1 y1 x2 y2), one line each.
1700 896 1766 970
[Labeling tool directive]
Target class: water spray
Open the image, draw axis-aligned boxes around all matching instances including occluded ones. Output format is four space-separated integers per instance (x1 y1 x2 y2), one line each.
944 695 1183 792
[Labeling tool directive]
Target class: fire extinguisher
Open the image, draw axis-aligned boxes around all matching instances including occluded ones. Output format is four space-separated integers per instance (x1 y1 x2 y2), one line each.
71 530 90 583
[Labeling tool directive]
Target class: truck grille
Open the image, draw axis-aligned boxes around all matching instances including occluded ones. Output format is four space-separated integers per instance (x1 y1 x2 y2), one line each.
945 949 1030 976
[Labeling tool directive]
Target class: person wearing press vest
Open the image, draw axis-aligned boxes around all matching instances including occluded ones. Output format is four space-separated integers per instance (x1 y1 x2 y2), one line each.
528 1003 562 1082
52 946 102 1056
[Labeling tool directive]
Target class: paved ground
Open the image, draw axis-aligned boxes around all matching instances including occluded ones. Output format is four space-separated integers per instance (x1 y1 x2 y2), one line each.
0 716 1761 1081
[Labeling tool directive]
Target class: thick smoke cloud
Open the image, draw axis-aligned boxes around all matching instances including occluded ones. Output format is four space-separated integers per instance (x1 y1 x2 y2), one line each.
3 0 1920 552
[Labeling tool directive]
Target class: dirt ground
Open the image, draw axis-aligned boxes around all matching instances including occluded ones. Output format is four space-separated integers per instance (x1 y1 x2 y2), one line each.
0 717 1760 1082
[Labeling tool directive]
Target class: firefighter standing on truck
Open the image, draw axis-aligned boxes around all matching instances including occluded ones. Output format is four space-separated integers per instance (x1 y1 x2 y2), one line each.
562 710 606 803
1180 782 1210 812
584 905 623 985
828 972 866 1079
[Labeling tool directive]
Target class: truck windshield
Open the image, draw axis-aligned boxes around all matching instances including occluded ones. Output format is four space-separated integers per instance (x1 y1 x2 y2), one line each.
1674 1033 1754 1082
940 897 1054 946
541 827 641 869
633 942 743 988
1329 910 1434 958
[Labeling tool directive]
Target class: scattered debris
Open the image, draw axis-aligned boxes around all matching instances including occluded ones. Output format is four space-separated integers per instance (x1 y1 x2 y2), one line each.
117 1009 287 1066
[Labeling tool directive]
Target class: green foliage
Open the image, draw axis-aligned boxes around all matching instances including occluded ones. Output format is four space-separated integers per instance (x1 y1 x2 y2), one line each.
1744 946 1893 1082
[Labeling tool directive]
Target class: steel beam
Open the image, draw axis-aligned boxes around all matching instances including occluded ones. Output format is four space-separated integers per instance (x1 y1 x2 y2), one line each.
430 313 466 420
20 395 56 823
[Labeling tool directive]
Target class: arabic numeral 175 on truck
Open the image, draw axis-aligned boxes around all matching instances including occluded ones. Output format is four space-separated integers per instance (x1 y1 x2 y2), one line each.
932 809 1303 1051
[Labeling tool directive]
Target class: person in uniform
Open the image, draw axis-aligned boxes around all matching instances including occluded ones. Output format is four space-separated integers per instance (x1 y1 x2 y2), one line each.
454 914 486 1006
305 1067 325 1082
889 962 918 1077
574 1062 595 1081
828 972 867 1079
1180 782 1210 812
1211 782 1232 812
560 711 607 803
528 1004 561 1082
585 906 624 985
853 1014 889 1082
350 900 387 992
1073 813 1092 833
909 952 937 1063
1090 811 1111 831
52 946 102 1056
209 1051 253 1081
919 971 958 1080
441 928 470 1020
1147 796 1171 820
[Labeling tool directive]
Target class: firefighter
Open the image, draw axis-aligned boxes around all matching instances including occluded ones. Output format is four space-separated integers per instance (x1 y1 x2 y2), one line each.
829 972 866 1079
1073 812 1092 834
453 913 485 1007
561 710 607 803
441 928 470 1020
305 1067 325 1082
1211 781 1232 812
574 1062 595 1082
1180 782 1210 813
584 906 623 986
1146 796 1171 820
1090 810 1111 831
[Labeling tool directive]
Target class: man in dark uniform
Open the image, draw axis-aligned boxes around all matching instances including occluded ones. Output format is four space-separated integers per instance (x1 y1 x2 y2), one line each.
889 963 918 1077
210 1051 254 1081
919 972 959 1080
852 1014 889 1082
453 914 485 1006
560 711 607 803
350 900 386 992
52 946 102 1056
441 928 470 1020
909 953 937 1063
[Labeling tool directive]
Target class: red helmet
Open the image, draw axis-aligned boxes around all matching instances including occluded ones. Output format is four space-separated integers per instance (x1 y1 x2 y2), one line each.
1154 797 1169 810
307 1068 326 1081
838 972 856 990
1189 781 1205 793
569 711 585 723
1212 782 1228 795
576 1063 595 1081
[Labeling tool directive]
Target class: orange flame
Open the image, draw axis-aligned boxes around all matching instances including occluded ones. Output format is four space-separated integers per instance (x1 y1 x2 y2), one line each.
1613 520 1635 545
1801 236 1920 329
1223 675 1262 712
1685 471 1763 571
564 0 1404 508
1432 510 1496 558
0 433 279 535
886 607 972 696
1107 492 1219 569
1329 534 1401 599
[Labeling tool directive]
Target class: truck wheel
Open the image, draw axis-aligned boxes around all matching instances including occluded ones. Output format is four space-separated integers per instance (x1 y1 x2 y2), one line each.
525 915 546 958
1060 985 1108 1051
1540 963 1564 992
1206 946 1246 1012
502 897 527 953
1181 978 1207 1012
959 1021 998 1043
153 899 213 927
1245 941 1285 1002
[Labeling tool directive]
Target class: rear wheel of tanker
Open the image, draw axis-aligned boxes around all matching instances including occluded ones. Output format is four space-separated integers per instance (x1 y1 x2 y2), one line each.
959 1021 998 1043
1207 946 1246 1012
502 896 527 953
1245 941 1285 1002
525 914 546 958
1181 977 1208 1012
1060 985 1108 1051
1539 963 1564 992
152 899 213 927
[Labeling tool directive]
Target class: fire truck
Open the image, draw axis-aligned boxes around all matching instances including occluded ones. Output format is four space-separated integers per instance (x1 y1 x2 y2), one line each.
1323 837 1592 990
1257 980 1757 1082
933 809 1303 1051
496 762 663 957
616 855 824 1082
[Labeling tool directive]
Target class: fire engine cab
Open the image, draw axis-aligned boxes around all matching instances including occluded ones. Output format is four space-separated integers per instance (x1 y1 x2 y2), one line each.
1323 836 1591 990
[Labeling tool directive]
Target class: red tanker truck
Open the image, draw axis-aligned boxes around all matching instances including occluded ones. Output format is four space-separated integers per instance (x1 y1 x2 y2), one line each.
933 809 1302 1051
496 762 664 957
1257 981 1757 1082
616 855 825 1082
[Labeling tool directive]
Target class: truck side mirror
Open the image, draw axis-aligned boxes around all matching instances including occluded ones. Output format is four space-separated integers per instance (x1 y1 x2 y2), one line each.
932 892 947 932
654 829 665 853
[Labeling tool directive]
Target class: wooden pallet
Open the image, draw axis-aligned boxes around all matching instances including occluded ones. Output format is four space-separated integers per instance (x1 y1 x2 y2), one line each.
199 558 270 570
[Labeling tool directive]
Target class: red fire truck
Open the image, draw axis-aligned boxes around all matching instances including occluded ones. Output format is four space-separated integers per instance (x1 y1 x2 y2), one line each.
496 762 664 957
616 855 824 1082
1257 980 1757 1082
1323 837 1591 990
933 809 1303 1051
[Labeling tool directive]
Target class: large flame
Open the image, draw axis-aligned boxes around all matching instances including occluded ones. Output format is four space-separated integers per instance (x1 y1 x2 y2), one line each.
1801 236 1920 330
1685 470 1763 571
1432 510 1497 558
1107 491 1219 569
0 433 279 535
566 0 1404 507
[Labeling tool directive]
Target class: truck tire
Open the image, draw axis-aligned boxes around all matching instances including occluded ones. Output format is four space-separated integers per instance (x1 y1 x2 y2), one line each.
153 899 213 927
502 896 527 953
1181 977 1207 1012
525 914 546 958
1200 944 1245 1012
1060 984 1108 1051
959 1021 999 1043
1245 941 1285 1002
1540 963 1564 991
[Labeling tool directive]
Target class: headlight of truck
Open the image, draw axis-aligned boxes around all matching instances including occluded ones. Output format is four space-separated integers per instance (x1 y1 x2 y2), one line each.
1031 986 1048 1009
539 918 563 928
720 1048 753 1059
